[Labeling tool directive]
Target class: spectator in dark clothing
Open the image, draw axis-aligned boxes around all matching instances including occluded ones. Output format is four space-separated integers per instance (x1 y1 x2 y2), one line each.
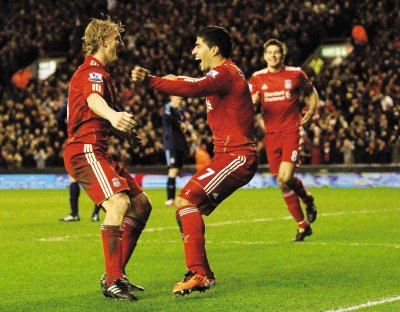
162 96 188 206
56 102 101 222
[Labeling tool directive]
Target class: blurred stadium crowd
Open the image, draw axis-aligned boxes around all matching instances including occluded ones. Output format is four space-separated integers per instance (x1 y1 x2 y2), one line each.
0 0 399 169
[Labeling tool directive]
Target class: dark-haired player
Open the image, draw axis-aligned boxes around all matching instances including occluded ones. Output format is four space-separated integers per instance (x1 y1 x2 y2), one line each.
132 26 258 296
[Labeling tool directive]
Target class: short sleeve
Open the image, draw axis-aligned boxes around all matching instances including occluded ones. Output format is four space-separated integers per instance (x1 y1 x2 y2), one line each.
248 75 259 96
82 69 106 99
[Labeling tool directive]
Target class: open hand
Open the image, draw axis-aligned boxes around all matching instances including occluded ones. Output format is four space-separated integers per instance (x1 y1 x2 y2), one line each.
109 111 136 132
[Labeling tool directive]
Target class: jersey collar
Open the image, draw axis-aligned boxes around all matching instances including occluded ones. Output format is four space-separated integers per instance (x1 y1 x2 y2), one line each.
86 55 106 70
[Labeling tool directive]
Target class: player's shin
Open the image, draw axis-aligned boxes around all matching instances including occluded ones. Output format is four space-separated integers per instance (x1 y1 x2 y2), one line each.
289 176 311 203
176 209 185 240
282 190 306 224
177 205 206 275
101 225 124 285
167 177 176 200
69 182 80 216
121 216 145 271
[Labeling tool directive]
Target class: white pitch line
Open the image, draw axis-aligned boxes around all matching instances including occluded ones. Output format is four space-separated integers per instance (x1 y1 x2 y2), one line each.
37 208 400 242
325 295 400 311
143 208 400 232
35 236 400 249
137 239 400 249
306 241 400 249
219 240 400 249
37 236 74 242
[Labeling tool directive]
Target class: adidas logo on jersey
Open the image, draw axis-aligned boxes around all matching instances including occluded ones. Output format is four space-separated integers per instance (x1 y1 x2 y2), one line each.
261 84 268 90
206 99 213 112
183 235 190 243
213 193 219 199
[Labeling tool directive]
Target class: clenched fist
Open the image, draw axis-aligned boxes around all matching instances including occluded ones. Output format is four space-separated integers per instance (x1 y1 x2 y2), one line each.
131 66 150 83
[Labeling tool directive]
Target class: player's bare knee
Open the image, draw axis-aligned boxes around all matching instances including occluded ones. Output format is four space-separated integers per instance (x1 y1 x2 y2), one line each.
105 192 130 215
174 196 192 208
277 176 290 192
127 193 152 221
278 174 293 185
168 168 180 178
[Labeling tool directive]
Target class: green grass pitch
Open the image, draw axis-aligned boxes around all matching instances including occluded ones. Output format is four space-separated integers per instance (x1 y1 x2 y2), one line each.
1 188 399 312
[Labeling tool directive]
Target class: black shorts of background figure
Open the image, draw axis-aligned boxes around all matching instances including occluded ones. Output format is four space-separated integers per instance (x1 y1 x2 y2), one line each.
165 149 185 169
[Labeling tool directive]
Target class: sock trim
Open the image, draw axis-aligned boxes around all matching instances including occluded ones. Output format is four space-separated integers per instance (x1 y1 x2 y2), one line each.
178 206 199 217
282 190 295 197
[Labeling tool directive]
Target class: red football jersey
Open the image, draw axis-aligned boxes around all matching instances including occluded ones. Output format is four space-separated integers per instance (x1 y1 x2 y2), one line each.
66 56 116 149
148 60 256 155
249 66 313 132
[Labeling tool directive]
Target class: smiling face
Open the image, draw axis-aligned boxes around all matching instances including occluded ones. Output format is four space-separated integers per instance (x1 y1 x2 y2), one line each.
192 37 214 72
264 44 284 71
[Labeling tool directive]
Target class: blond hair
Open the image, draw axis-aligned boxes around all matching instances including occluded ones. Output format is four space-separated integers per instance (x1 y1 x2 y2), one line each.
82 16 124 55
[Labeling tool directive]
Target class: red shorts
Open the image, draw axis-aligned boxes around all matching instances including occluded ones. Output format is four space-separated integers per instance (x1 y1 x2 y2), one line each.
179 153 258 216
265 127 304 175
64 143 143 205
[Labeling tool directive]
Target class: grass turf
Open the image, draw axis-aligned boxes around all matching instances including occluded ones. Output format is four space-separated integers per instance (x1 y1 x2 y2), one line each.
0 188 399 312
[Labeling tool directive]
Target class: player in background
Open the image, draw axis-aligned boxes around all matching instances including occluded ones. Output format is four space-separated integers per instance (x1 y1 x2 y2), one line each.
58 176 102 221
162 95 188 206
249 39 319 241
132 26 258 296
56 102 101 221
64 17 152 301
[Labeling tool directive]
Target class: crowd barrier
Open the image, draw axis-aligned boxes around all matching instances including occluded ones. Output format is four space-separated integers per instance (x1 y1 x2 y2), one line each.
1 171 399 189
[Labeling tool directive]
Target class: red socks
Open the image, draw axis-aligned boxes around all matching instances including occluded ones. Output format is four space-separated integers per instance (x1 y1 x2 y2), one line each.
282 190 308 229
102 217 146 285
101 225 123 285
177 205 206 275
121 216 145 273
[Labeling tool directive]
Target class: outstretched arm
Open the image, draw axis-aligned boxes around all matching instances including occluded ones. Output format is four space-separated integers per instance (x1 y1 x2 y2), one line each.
131 66 230 98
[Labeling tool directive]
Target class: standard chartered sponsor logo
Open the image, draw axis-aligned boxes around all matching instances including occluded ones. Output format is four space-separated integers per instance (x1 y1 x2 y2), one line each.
263 90 290 102
265 91 284 96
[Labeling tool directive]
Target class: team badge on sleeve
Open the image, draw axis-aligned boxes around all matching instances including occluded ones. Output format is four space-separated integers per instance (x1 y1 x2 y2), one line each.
89 72 103 82
207 70 219 79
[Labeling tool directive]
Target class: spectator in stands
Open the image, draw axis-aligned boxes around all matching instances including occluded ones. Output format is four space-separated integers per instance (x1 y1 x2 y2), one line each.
0 0 398 168
34 148 48 169
342 138 355 164
57 103 101 222
195 140 211 172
